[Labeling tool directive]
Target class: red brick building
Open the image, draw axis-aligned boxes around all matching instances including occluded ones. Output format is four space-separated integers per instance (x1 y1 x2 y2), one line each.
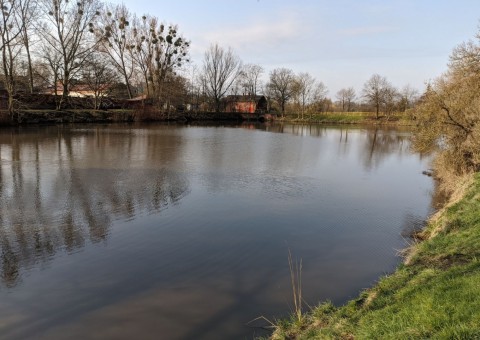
224 95 268 113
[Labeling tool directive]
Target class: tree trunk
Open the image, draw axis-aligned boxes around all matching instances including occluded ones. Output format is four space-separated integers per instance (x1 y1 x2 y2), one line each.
60 68 70 110
53 71 60 110
23 27 34 94
2 35 16 118
120 60 133 99
61 81 69 110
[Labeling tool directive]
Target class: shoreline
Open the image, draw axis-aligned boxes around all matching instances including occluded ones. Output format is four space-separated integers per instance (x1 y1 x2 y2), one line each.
275 111 415 126
0 110 415 127
0 109 245 127
269 174 480 339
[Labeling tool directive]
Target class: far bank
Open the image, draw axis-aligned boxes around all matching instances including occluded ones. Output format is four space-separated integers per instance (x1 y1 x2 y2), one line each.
0 109 415 127
276 111 415 126
0 109 244 126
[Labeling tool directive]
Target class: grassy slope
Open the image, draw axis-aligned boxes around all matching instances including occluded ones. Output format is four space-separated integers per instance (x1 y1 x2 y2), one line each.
271 174 480 339
279 112 413 125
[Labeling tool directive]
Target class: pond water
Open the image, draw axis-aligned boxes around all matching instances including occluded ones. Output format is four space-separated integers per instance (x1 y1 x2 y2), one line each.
0 123 434 339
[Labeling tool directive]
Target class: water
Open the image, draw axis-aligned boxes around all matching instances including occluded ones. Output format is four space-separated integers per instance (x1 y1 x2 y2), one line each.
0 123 434 339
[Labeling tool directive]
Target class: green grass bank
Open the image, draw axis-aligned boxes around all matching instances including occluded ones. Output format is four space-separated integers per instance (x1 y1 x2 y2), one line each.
277 112 414 125
270 174 480 339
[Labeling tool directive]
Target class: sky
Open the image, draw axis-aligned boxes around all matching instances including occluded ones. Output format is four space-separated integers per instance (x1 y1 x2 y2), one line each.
110 0 480 97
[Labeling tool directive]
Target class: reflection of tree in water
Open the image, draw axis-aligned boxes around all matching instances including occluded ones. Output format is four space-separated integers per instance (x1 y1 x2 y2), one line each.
257 123 330 138
282 124 329 137
1 238 19 288
0 127 190 287
361 128 411 170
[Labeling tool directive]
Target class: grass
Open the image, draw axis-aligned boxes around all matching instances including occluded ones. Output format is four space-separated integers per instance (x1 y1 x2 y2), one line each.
288 249 304 324
278 112 413 125
269 173 480 339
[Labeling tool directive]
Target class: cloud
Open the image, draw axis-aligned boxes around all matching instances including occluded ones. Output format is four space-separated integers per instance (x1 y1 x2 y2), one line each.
191 11 306 57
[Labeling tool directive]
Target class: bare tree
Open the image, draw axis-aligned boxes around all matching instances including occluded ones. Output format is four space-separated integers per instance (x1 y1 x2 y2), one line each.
17 0 37 94
362 74 391 119
39 42 62 98
383 84 399 117
97 3 134 98
130 15 153 97
185 63 202 112
336 87 356 112
295 72 316 119
130 15 189 105
290 78 302 115
201 43 242 112
0 0 25 115
38 0 102 109
398 84 419 112
238 63 263 96
266 67 295 117
81 53 119 109
312 82 329 113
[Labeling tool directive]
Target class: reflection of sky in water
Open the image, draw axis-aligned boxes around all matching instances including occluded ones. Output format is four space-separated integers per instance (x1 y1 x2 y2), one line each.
0 124 434 339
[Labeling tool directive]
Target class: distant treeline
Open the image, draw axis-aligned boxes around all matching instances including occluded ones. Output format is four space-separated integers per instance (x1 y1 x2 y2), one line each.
0 0 420 122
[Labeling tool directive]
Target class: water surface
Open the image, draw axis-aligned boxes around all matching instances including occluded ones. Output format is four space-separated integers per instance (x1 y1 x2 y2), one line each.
0 123 434 339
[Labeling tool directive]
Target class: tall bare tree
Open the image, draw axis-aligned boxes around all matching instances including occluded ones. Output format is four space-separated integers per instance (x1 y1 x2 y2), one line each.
185 63 201 112
336 87 356 112
362 74 391 119
266 67 295 116
97 3 134 98
38 0 101 109
201 43 242 112
295 72 316 119
131 15 189 105
312 82 329 113
0 0 25 115
130 15 152 97
383 84 399 117
150 23 189 106
17 0 37 94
